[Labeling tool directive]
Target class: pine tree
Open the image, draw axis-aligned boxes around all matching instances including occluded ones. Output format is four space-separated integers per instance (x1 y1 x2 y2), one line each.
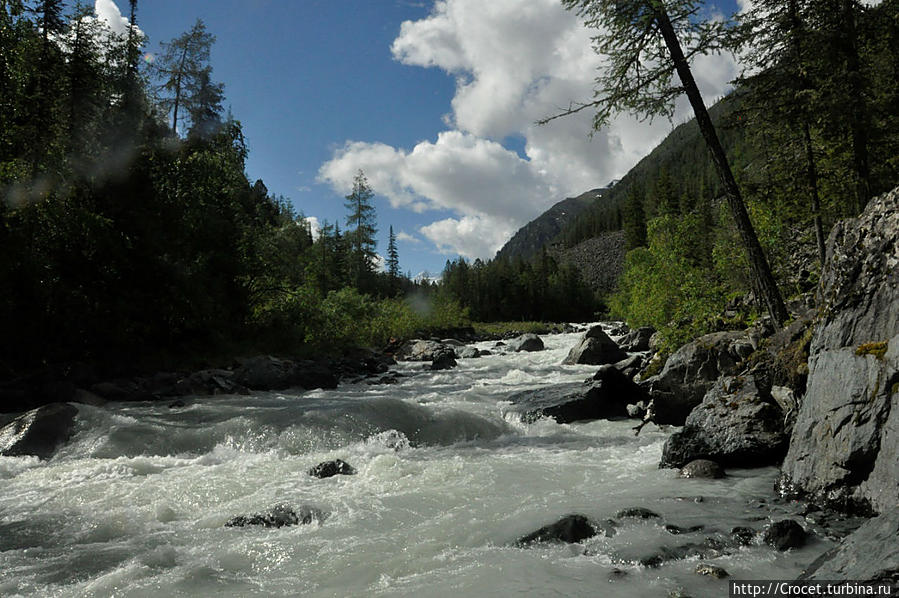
386 225 400 294
343 170 377 291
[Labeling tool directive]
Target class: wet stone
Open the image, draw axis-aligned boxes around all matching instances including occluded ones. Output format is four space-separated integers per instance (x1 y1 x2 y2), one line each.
308 459 356 479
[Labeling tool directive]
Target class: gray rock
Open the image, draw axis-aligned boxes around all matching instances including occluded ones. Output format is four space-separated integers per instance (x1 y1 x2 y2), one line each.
225 503 326 528
619 327 655 352
763 519 807 551
563 327 626 365
507 333 544 352
613 354 645 379
396 340 457 362
506 366 647 424
643 330 753 425
660 375 788 469
679 459 725 479
801 510 899 582
516 514 597 546
0 403 79 459
777 187 899 515
457 346 480 359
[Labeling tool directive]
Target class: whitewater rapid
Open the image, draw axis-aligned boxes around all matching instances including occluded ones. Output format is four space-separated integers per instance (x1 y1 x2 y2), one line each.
0 327 831 597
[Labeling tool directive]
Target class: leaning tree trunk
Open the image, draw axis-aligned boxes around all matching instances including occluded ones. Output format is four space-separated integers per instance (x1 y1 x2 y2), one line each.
655 9 790 327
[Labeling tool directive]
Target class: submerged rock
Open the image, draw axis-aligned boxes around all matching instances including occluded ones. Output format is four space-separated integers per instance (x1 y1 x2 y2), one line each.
225 504 326 528
660 375 787 469
516 514 597 546
763 520 807 551
695 563 729 578
562 326 626 365
615 507 660 520
308 459 356 478
456 346 480 359
0 403 78 459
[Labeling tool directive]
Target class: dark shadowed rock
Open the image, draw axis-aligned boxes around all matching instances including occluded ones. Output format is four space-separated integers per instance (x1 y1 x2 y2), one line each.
779 187 899 514
665 524 704 535
508 333 544 352
173 369 248 396
679 459 725 479
613 354 646 379
619 327 655 352
516 514 597 546
563 326 626 365
0 403 79 459
642 330 754 425
660 375 787 469
308 459 356 478
763 520 807 551
801 510 899 582
506 366 647 424
225 503 326 528
233 356 338 391
429 352 458 370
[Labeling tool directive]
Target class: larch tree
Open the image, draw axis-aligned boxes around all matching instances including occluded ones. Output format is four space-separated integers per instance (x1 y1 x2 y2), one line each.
155 18 215 135
543 0 789 326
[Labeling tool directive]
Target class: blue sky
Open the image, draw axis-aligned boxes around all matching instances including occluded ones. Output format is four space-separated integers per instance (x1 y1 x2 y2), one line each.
95 0 742 277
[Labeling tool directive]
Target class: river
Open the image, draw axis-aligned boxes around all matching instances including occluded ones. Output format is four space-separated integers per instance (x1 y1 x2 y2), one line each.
0 326 830 597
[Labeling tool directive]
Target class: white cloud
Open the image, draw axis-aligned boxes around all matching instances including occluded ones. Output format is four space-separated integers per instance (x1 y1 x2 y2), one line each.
95 0 131 36
396 231 422 244
319 0 741 260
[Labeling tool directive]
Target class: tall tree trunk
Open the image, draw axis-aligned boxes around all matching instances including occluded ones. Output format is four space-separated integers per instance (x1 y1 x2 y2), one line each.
802 120 827 266
655 9 790 326
840 0 870 214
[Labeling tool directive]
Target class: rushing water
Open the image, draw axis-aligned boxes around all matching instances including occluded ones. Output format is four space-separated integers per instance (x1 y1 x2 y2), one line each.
0 326 831 597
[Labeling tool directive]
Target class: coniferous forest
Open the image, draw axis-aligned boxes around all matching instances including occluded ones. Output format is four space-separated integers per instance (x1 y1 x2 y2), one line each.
2 0 899 380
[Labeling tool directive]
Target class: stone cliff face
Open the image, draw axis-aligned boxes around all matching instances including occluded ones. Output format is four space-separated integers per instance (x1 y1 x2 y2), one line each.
779 187 899 514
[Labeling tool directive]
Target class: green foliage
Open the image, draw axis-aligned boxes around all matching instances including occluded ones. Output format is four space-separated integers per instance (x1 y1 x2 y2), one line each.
610 213 729 351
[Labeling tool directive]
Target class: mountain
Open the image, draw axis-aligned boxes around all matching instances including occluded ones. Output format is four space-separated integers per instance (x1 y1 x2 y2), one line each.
495 188 606 261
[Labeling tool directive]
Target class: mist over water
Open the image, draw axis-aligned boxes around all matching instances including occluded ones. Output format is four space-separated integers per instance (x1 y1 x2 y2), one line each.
0 328 830 597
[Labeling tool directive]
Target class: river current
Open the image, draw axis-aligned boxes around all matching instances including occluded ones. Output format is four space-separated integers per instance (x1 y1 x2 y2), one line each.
0 326 831 597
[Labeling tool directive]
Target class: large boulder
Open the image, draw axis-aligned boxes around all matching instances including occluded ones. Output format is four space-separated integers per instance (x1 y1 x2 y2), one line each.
507 333 544 352
779 187 899 514
0 403 79 459
563 326 626 365
660 375 788 469
233 356 338 391
395 340 457 362
642 330 755 425
506 366 647 424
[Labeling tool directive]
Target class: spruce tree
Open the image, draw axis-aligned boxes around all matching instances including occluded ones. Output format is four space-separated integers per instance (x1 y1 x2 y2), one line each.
343 170 377 291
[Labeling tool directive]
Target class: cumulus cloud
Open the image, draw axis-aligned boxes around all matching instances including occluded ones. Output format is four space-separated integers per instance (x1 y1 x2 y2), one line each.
396 231 422 244
319 0 741 260
95 0 132 36
304 216 322 240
